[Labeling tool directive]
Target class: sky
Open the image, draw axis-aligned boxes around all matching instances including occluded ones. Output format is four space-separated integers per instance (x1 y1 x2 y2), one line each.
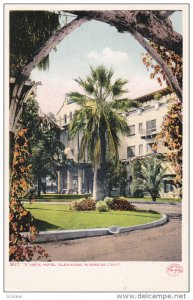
31 11 182 115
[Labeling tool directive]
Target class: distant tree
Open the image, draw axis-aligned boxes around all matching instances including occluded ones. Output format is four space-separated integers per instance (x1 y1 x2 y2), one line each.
19 97 69 195
130 157 167 202
106 160 128 196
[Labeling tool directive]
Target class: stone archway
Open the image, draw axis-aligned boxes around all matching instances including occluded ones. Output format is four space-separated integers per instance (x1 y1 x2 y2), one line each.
8 8 183 262
9 10 182 143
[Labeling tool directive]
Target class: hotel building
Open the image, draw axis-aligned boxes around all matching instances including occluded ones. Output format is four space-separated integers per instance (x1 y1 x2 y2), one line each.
56 88 179 198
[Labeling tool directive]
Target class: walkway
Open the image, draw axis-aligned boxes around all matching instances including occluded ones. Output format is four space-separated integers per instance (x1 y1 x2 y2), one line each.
37 203 182 261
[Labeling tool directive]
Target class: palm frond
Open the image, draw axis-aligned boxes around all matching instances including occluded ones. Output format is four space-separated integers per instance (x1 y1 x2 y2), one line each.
131 157 167 199
68 92 86 105
68 65 133 167
110 99 140 110
111 78 128 97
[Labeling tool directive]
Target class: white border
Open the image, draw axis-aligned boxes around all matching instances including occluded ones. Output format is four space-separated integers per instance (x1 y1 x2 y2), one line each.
2 1 190 296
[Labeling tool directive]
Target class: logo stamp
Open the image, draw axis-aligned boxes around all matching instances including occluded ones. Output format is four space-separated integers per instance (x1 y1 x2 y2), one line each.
166 264 183 276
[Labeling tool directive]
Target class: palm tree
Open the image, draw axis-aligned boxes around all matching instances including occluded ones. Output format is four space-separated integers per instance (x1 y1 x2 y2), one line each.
69 65 138 201
130 157 167 202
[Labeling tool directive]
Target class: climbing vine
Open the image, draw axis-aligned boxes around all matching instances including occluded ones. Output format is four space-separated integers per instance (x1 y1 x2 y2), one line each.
9 129 49 261
142 42 182 89
157 101 182 191
142 42 183 191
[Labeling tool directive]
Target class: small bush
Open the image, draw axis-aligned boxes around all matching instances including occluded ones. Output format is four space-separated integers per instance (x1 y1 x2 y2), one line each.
96 201 109 212
117 196 128 201
110 198 136 211
132 190 144 198
104 197 114 208
69 198 96 211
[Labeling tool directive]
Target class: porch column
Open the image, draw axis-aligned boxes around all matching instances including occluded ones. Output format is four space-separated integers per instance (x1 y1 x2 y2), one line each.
57 171 61 193
67 169 73 194
58 170 65 193
78 168 83 194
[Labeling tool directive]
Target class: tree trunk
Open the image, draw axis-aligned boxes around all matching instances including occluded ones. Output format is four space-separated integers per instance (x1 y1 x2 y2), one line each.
93 167 107 201
37 177 42 196
92 125 107 201
41 180 46 194
151 193 157 202
120 183 127 197
9 131 15 168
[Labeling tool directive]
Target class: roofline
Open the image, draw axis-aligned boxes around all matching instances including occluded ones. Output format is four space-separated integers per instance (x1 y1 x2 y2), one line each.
56 101 65 115
132 87 172 102
56 87 173 116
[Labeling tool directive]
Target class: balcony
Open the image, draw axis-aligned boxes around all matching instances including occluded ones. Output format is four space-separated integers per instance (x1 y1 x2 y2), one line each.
139 128 157 139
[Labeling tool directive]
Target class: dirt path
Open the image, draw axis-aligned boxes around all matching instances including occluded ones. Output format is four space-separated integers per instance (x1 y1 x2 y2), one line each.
37 203 182 261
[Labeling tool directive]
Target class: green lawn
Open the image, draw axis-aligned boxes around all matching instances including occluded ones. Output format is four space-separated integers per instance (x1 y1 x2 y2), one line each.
24 203 162 231
128 197 181 203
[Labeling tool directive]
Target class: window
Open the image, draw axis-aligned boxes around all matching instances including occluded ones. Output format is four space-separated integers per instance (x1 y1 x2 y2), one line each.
164 181 174 193
146 143 157 154
128 125 135 136
139 144 143 155
64 114 67 124
146 119 156 135
146 143 153 153
69 112 73 121
127 146 135 158
138 123 143 133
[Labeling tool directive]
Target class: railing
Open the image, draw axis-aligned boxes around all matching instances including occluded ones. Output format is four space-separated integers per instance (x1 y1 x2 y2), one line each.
61 119 69 127
139 128 157 138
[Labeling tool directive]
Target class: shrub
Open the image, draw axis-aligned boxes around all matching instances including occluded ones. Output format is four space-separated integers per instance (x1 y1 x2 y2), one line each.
117 196 128 201
110 198 136 211
132 190 144 198
69 198 96 211
103 197 114 208
96 201 109 212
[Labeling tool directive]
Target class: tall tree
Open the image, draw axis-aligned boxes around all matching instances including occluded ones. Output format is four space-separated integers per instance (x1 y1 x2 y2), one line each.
69 65 138 201
130 157 167 202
